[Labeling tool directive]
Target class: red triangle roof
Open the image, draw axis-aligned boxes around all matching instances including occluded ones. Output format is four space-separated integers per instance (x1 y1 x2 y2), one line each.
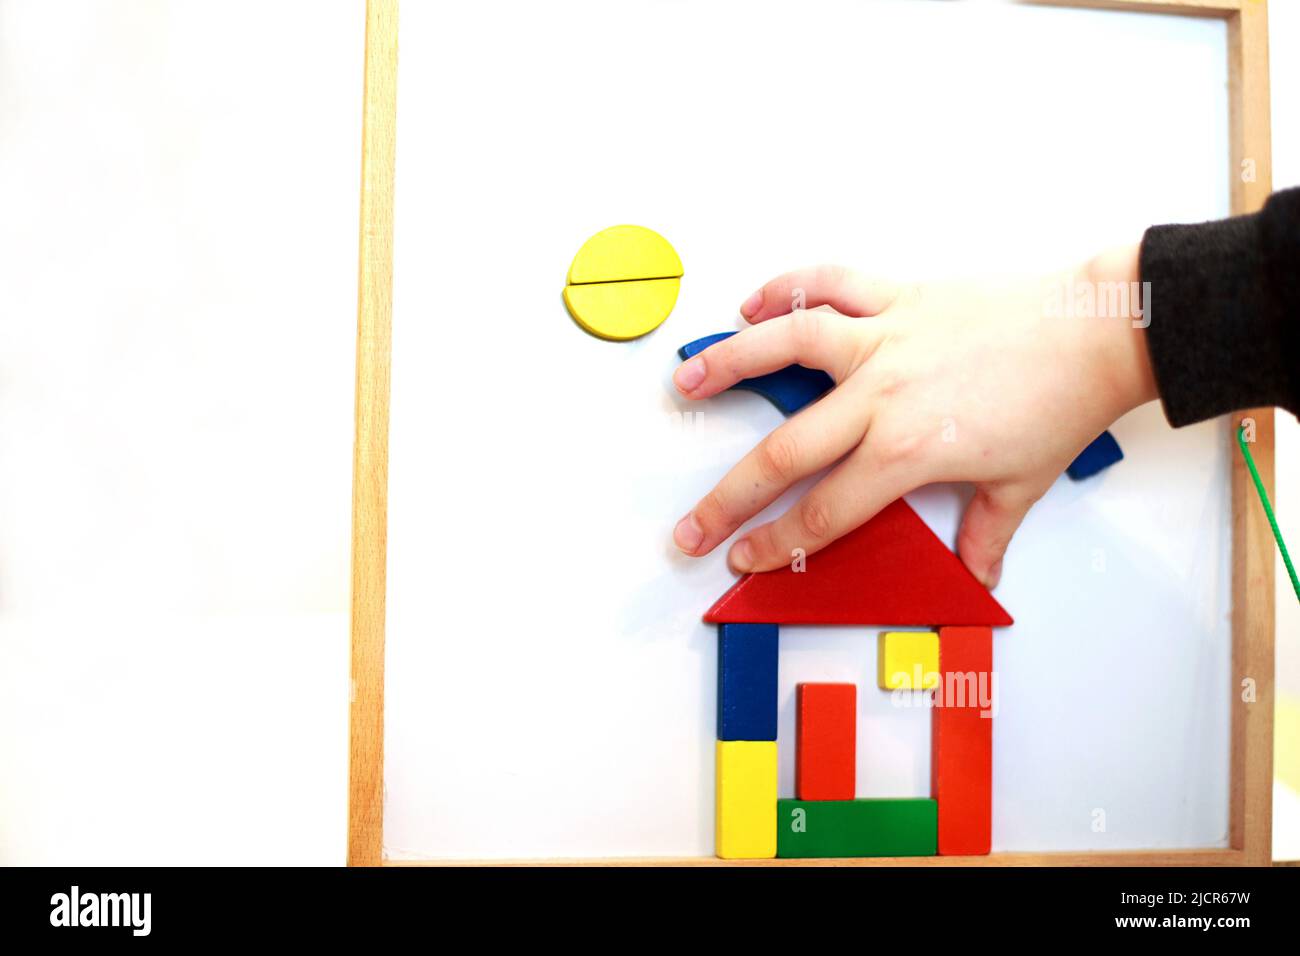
704 499 1012 627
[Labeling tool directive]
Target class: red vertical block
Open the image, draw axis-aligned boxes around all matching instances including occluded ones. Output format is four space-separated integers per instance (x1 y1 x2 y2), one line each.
931 626 993 855
796 683 856 800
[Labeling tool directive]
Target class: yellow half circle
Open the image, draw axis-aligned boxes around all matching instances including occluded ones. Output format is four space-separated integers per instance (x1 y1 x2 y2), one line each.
562 277 681 341
566 225 683 285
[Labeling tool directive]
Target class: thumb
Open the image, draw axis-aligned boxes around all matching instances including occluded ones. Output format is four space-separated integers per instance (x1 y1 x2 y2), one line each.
956 485 1039 589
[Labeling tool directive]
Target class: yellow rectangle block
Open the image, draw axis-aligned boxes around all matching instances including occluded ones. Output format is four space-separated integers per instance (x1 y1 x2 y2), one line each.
715 740 777 859
878 631 939 690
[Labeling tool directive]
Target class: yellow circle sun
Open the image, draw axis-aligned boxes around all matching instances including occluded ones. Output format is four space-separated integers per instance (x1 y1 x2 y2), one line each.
563 225 683 341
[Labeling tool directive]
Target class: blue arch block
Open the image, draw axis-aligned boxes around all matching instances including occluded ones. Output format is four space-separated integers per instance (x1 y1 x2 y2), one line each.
678 332 834 416
678 331 1124 481
1066 431 1125 481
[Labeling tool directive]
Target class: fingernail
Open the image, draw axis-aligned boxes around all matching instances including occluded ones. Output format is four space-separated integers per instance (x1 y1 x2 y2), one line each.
739 289 763 318
673 356 706 393
986 559 1003 589
674 513 704 554
729 539 754 572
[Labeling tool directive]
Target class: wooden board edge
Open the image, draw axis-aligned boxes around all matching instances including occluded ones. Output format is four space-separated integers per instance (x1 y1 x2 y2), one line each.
1023 0 1243 15
1227 0 1275 867
352 0 1278 866
384 849 1246 867
348 0 398 868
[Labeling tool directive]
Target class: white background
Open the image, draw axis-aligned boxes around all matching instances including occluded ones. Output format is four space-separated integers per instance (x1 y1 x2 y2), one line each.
0 0 1296 864
0 1 361 864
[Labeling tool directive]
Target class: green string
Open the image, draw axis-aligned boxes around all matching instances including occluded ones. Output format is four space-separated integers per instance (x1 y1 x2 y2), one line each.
1237 424 1300 603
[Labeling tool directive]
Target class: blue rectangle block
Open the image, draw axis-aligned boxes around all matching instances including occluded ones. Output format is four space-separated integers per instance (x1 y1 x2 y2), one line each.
717 623 779 741
1066 430 1124 481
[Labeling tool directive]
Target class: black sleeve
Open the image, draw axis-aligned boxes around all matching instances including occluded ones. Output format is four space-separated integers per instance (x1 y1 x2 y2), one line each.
1139 186 1300 427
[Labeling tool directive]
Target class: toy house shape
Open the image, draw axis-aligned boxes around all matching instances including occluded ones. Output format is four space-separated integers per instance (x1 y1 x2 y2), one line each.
705 498 1013 860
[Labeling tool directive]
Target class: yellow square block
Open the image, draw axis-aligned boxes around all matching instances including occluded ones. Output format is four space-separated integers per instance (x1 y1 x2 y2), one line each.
878 631 940 690
715 740 777 859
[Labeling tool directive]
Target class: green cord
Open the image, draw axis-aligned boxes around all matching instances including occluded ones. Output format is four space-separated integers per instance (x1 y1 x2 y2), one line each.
1237 425 1300 603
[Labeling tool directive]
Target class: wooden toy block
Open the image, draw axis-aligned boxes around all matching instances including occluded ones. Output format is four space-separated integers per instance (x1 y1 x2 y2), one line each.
678 331 834 414
683 336 1116 484
717 623 778 741
705 500 1013 627
796 683 855 800
563 225 682 341
716 740 777 859
931 626 993 855
776 798 937 858
1066 430 1124 480
877 631 940 691
566 224 682 285
562 276 680 341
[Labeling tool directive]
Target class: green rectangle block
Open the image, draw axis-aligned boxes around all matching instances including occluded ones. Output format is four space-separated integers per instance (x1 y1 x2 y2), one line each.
776 798 938 858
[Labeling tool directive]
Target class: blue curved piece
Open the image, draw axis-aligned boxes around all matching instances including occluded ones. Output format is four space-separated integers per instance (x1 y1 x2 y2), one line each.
680 330 1124 480
1066 431 1124 481
677 331 834 415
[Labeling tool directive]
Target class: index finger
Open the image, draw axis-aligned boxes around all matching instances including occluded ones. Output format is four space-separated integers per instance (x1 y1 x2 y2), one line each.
740 265 901 323
673 309 871 400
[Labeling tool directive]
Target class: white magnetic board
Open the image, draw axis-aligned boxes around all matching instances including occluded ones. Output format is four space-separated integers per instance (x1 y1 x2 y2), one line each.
383 0 1231 859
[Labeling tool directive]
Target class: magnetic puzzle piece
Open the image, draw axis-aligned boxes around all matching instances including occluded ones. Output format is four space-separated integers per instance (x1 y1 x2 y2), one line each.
705 499 1013 627
1066 431 1124 481
717 623 779 741
796 683 856 801
566 224 683 285
680 330 1123 474
877 631 940 691
776 798 937 858
716 740 777 859
677 332 835 415
563 278 681 341
564 225 682 341
931 626 993 855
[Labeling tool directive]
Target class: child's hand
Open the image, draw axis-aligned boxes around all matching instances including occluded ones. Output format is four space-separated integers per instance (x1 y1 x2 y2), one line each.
671 248 1156 588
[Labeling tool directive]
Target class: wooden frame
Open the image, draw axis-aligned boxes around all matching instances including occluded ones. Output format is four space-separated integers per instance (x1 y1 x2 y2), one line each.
347 0 1275 867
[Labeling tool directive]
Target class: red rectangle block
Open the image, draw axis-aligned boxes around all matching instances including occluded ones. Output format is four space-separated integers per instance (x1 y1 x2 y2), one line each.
796 683 856 800
931 626 993 855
